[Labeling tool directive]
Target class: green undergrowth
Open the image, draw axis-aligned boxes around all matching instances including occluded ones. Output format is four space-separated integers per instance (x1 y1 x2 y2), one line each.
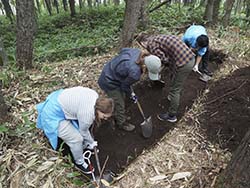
0 3 249 65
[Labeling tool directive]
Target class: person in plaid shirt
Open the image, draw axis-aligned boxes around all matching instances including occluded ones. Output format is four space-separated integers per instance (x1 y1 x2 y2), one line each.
137 34 195 122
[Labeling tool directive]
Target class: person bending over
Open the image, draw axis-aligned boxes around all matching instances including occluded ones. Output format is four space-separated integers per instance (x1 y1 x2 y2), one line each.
98 48 161 131
36 86 114 174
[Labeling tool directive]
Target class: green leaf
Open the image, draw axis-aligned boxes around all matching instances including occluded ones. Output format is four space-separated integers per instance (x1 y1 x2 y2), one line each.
0 125 9 133
66 172 81 178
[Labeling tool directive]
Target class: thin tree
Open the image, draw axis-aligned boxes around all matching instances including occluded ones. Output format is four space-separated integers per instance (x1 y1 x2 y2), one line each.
245 0 250 18
69 0 76 16
87 0 92 7
0 83 8 123
0 39 8 66
16 0 36 69
35 0 41 14
79 0 83 9
120 0 144 48
1 0 14 23
212 0 222 24
222 0 236 27
215 128 250 188
44 0 52 15
203 0 215 23
62 0 68 11
113 0 119 6
53 0 59 13
138 0 150 30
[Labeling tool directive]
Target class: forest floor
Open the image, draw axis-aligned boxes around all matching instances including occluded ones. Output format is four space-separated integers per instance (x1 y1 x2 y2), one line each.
0 28 249 188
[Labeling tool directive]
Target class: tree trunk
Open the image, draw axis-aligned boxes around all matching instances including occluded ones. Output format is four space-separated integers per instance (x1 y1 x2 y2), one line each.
113 0 119 6
0 40 8 66
44 0 52 15
0 82 8 123
62 0 68 11
203 0 215 23
79 0 83 9
53 0 59 13
35 0 41 14
222 0 236 27
138 0 149 30
69 0 76 16
120 0 144 48
216 128 250 188
245 0 250 18
1 0 14 23
234 0 243 14
103 0 107 6
212 0 222 24
87 0 92 7
16 0 36 69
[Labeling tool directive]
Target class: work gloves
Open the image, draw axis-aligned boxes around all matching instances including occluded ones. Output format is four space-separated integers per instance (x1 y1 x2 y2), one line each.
130 92 138 103
87 141 98 150
193 64 199 73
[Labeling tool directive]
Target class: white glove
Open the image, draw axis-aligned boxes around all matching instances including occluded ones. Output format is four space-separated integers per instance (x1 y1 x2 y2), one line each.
193 64 199 72
87 141 98 150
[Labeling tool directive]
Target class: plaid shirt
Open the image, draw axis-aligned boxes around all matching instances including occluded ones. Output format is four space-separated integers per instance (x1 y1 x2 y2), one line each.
145 35 194 69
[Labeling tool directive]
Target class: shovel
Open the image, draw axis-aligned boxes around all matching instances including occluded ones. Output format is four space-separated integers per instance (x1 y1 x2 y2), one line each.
195 70 211 82
130 86 153 138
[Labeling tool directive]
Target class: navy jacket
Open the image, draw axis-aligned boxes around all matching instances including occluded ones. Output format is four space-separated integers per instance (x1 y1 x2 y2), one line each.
98 48 141 94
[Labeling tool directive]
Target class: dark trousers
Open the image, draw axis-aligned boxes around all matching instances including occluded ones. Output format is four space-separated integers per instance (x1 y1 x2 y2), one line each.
198 47 210 72
105 89 126 128
168 58 195 115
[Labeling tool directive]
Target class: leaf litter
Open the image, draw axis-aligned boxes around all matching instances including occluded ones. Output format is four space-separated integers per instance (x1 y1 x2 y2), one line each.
0 28 249 188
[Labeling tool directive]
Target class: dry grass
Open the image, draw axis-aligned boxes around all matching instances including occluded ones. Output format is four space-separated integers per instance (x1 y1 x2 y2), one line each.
0 27 249 188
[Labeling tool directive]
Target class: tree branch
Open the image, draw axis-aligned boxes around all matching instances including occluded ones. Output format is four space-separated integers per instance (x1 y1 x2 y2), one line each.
149 0 171 13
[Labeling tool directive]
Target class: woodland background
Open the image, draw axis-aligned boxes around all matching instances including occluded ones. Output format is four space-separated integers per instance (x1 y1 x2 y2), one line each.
0 0 250 187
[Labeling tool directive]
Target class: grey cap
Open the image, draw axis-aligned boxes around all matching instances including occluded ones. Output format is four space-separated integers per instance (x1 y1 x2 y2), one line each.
144 55 161 80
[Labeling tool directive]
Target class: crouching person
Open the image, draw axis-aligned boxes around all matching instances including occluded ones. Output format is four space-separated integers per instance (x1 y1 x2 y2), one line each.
98 48 161 132
36 86 114 174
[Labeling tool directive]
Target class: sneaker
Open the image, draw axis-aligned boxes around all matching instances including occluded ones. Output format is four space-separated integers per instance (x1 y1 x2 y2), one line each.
121 122 135 132
157 113 177 123
75 163 93 174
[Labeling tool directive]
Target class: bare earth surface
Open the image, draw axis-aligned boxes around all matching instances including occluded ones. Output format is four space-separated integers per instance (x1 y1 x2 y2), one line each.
60 51 250 180
1 29 249 187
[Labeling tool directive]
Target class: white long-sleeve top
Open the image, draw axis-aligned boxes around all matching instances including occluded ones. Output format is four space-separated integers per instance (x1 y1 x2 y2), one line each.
58 86 98 145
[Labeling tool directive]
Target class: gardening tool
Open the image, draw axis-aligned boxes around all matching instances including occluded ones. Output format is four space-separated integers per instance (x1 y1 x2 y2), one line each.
83 150 98 187
194 69 211 82
130 86 153 138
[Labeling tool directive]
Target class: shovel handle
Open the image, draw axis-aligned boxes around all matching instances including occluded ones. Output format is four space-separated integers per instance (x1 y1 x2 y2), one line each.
130 86 146 120
136 100 147 120
94 147 102 175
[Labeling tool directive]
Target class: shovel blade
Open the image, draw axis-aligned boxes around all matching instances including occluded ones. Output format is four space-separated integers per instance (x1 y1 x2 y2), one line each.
140 116 153 138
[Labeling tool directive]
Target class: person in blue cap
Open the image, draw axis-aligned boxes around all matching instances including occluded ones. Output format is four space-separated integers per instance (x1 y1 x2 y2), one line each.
182 25 212 82
98 48 161 132
36 86 114 174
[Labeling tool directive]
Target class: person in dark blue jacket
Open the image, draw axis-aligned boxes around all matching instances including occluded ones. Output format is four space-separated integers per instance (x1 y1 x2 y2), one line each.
98 48 161 131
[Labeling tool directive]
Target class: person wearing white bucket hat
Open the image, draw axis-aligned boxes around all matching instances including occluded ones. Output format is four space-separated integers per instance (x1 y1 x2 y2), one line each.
98 48 161 132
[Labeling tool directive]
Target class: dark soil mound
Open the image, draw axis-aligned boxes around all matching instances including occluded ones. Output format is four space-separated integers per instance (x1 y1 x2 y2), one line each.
200 66 250 152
